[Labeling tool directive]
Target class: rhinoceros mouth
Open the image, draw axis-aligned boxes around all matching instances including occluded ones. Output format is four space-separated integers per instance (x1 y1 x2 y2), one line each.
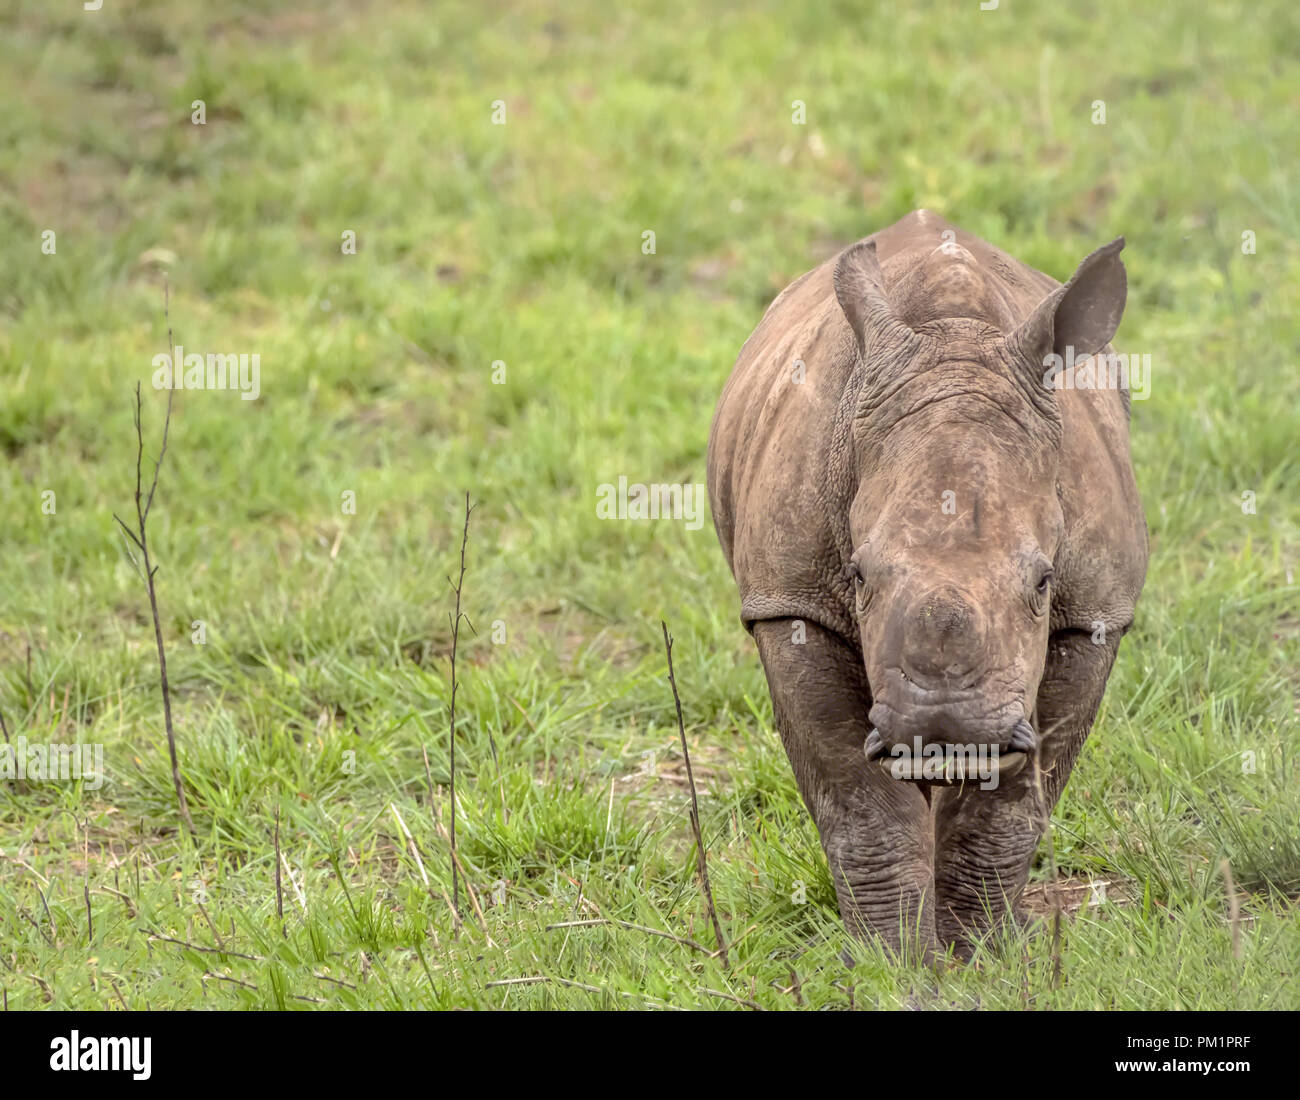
876 749 1027 784
863 723 1035 785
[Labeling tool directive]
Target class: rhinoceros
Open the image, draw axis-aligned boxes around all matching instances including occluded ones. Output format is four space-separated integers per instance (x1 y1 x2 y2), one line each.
707 210 1148 959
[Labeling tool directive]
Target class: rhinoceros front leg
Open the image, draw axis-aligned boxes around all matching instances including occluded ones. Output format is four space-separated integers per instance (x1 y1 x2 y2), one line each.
933 631 1122 956
931 765 1045 958
752 619 935 955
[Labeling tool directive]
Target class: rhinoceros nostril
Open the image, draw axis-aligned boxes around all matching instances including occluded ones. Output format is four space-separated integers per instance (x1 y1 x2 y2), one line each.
863 727 886 761
1007 718 1037 754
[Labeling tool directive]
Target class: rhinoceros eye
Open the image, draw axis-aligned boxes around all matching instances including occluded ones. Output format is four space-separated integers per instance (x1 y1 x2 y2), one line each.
1026 555 1053 614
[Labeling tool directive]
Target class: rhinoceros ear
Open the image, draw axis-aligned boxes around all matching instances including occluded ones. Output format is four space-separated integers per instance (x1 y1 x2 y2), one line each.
834 239 912 355
1010 237 1127 366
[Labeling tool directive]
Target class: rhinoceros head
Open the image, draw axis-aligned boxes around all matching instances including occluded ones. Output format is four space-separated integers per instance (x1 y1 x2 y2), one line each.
833 234 1126 779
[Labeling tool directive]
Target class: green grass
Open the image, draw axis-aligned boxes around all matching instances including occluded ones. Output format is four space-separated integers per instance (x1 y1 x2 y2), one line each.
0 0 1297 1009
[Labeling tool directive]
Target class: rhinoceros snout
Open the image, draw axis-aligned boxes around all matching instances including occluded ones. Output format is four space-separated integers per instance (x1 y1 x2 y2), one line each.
866 690 1026 753
897 585 988 685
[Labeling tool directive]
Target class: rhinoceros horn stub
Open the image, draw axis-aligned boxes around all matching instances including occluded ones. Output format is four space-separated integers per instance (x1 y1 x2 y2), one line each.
833 239 916 356
1008 236 1128 369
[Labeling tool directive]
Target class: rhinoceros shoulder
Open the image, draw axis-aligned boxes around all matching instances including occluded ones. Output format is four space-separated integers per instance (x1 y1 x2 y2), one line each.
707 256 860 639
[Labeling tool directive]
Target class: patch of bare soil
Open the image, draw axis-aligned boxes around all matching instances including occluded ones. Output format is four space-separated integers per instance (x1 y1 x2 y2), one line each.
1022 875 1132 916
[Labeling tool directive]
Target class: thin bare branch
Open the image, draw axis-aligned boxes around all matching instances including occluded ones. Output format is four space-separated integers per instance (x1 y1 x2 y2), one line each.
662 620 728 969
543 918 709 954
141 279 175 523
1221 858 1243 961
146 931 262 962
422 744 464 934
700 987 765 1011
274 804 284 930
446 492 475 916
120 283 194 836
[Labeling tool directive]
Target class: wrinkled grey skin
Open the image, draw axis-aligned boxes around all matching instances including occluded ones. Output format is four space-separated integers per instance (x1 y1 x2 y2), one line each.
707 210 1148 959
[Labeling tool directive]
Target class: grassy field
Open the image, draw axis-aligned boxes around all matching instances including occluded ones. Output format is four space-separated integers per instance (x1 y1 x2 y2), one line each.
0 0 1297 1010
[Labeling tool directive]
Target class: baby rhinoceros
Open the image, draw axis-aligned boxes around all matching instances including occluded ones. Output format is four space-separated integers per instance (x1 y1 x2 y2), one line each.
707 210 1148 960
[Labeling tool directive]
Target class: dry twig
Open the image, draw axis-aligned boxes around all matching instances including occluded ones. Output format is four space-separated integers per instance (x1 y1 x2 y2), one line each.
113 281 193 835
661 620 728 968
445 492 475 915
